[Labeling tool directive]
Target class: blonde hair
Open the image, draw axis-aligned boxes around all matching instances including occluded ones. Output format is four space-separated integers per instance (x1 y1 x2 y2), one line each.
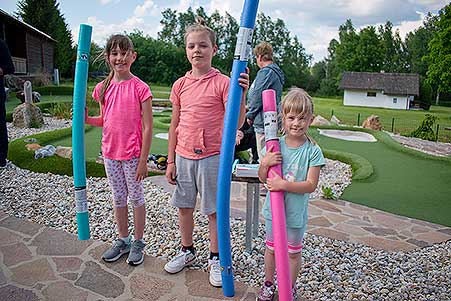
184 16 216 46
99 34 135 104
254 42 273 62
281 87 316 143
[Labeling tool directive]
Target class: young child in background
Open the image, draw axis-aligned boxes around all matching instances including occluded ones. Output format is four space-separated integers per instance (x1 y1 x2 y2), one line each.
257 88 325 300
164 17 249 287
86 34 153 266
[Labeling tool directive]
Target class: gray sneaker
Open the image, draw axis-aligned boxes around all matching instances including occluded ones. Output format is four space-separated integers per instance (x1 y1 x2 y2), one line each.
102 238 131 262
164 248 196 274
126 239 146 266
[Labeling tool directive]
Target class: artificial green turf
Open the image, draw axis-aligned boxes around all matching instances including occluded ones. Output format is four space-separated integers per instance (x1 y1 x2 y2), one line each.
310 127 451 227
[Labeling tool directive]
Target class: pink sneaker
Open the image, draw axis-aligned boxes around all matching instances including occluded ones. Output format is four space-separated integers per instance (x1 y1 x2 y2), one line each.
257 281 275 301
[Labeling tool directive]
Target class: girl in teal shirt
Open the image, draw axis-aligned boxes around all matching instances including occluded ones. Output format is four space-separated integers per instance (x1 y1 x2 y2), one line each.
257 88 325 300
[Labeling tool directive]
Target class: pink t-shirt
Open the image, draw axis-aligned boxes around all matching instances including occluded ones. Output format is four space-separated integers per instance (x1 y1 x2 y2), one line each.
170 68 230 159
92 76 152 160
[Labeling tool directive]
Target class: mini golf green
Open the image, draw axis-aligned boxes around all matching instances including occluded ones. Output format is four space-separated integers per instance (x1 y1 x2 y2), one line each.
311 127 451 227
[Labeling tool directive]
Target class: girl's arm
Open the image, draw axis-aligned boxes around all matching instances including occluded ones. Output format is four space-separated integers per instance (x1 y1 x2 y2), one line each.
165 104 180 185
136 98 153 181
237 69 250 128
258 146 282 183
85 103 103 127
266 166 321 194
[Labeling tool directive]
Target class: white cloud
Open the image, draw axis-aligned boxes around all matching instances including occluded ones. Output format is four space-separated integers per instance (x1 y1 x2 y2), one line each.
98 0 114 4
134 0 159 17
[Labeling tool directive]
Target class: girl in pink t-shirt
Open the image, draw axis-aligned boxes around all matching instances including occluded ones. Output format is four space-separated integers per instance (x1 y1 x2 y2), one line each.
86 34 153 266
163 17 249 288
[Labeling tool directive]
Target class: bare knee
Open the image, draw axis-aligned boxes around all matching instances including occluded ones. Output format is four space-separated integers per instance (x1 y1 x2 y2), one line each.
288 252 301 260
179 208 194 218
265 247 275 255
208 212 217 222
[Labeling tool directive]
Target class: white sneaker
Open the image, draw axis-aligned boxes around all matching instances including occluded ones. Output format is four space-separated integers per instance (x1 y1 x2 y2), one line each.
164 248 196 274
208 257 222 287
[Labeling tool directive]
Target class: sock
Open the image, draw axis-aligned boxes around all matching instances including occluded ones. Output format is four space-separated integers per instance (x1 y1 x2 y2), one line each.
120 236 131 244
209 252 219 260
182 244 195 254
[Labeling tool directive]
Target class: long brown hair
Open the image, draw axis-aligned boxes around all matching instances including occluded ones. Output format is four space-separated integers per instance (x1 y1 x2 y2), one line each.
98 34 134 104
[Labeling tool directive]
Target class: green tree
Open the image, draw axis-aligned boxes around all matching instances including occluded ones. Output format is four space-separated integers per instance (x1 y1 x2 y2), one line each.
426 3 451 100
379 21 408 72
17 0 75 77
354 26 383 72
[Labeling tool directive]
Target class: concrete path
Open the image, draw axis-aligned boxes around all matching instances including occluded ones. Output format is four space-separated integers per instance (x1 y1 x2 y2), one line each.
0 210 256 300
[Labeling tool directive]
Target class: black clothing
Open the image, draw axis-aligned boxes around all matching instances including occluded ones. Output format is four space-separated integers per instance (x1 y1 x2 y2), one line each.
0 40 15 165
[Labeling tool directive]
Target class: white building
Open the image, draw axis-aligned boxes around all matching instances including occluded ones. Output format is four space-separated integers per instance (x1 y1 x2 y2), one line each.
340 72 420 110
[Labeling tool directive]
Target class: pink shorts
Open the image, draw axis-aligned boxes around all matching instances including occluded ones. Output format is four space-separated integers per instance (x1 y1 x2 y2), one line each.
104 157 144 208
265 219 305 254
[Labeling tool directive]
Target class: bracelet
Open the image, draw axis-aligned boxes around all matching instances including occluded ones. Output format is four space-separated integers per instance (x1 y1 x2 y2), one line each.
167 161 174 165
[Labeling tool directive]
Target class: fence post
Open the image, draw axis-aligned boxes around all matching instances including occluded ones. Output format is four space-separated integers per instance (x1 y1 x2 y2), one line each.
331 109 334 118
357 113 360 126
436 124 440 142
391 117 395 132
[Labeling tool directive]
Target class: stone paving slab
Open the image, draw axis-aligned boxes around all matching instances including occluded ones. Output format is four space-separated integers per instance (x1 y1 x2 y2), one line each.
149 175 451 252
0 213 256 300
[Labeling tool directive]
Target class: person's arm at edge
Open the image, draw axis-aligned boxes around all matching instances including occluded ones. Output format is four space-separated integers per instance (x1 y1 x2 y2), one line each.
165 104 180 185
0 41 14 75
237 69 249 128
136 98 153 181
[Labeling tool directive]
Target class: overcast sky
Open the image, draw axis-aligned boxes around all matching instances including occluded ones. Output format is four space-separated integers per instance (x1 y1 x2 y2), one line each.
1 0 448 63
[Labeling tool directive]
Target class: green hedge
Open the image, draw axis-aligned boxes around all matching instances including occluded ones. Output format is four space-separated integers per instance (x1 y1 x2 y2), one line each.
34 86 74 95
8 126 162 178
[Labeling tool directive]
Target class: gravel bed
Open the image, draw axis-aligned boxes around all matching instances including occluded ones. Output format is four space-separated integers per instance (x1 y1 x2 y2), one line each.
1 119 450 300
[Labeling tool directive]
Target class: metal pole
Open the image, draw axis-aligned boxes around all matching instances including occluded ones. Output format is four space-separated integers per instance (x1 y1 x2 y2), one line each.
391 117 395 133
72 24 92 240
436 124 440 142
216 0 259 297
357 113 360 126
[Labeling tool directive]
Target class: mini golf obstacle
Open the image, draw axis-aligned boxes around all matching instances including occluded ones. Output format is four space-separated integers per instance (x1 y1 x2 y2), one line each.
216 0 259 297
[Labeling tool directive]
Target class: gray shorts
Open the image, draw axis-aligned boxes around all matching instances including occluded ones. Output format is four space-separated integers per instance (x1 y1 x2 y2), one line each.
171 154 219 215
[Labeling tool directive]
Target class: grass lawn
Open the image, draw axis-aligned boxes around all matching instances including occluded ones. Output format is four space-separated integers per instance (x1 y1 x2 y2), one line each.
313 97 451 142
310 128 451 227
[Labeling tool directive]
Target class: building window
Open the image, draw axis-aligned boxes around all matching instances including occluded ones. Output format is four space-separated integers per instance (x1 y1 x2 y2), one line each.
367 92 377 97
393 98 397 103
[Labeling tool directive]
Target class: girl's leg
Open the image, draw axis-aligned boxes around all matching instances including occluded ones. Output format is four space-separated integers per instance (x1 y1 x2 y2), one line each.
264 247 276 283
289 251 302 287
114 207 129 238
104 158 129 238
133 204 146 240
179 208 195 246
208 213 218 252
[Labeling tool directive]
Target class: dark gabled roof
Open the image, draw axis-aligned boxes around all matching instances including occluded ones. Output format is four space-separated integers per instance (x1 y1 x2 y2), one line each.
0 8 56 42
340 71 420 96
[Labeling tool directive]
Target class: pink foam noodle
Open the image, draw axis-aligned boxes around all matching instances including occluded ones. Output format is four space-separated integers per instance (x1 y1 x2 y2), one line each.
262 89 292 301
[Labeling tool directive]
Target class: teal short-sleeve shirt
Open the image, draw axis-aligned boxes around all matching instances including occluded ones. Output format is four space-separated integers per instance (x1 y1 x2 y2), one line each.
262 136 325 228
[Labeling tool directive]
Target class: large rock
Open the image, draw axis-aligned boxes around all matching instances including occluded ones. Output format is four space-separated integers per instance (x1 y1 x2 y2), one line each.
12 103 44 128
330 115 341 125
55 146 72 159
362 115 382 131
311 114 331 126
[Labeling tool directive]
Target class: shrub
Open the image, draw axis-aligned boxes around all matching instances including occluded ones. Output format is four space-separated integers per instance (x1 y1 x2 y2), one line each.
48 103 72 119
322 186 337 200
408 114 438 141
